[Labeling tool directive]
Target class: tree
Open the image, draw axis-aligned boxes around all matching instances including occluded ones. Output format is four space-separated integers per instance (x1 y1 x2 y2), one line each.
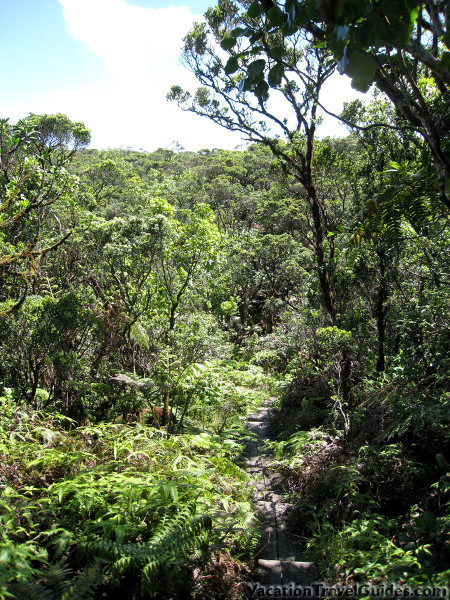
0 115 90 315
168 2 362 412
169 4 338 319
28 112 91 167
206 0 450 209
342 96 448 372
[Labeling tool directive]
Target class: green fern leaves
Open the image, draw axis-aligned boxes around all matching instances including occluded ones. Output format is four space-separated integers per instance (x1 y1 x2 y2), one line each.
81 506 211 596
353 161 443 245
0 386 258 598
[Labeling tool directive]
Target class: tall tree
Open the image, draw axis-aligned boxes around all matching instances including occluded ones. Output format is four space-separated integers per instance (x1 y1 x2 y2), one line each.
212 0 450 209
168 0 344 325
169 3 339 325
168 1 360 409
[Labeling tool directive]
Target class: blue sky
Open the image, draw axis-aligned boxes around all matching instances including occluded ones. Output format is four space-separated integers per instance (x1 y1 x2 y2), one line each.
0 0 363 151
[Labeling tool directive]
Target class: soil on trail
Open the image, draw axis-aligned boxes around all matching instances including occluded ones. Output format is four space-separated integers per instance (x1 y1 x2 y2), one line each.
245 397 318 587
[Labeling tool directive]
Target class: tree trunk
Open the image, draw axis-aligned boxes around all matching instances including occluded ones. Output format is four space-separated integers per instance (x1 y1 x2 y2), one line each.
307 183 354 409
376 249 388 372
169 301 178 332
306 185 338 326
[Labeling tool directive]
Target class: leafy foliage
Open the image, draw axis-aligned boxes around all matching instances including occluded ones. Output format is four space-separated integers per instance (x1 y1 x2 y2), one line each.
0 109 449 593
0 372 265 598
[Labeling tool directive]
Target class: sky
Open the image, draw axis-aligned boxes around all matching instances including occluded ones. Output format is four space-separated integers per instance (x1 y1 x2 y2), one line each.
0 0 367 152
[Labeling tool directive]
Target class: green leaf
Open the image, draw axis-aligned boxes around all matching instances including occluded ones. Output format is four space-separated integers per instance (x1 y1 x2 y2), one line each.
220 37 237 51
225 56 240 75
231 27 249 37
247 2 263 18
344 51 378 93
386 1 419 46
437 51 450 70
249 31 264 44
254 80 269 101
267 6 285 27
298 3 314 25
269 45 285 60
247 59 266 79
268 63 284 87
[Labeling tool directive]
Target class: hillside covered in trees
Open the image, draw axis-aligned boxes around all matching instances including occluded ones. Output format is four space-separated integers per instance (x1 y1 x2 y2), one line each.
1 0 449 598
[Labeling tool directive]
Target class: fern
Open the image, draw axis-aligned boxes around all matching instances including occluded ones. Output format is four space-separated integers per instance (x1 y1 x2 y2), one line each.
130 320 150 350
8 560 106 600
80 505 212 596
352 161 442 245
0 390 259 597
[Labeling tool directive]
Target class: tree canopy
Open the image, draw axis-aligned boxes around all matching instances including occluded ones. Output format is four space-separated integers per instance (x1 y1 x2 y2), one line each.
169 0 449 210
0 114 90 316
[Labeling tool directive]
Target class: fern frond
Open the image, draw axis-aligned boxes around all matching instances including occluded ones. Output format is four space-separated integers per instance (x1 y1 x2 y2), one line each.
8 559 106 600
60 559 107 600
130 321 150 350
353 162 439 245
80 506 212 595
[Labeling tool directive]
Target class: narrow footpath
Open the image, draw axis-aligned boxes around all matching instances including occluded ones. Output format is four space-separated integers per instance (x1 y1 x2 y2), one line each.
245 397 317 587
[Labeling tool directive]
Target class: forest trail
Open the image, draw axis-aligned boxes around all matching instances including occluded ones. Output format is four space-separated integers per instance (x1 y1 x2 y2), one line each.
245 398 317 588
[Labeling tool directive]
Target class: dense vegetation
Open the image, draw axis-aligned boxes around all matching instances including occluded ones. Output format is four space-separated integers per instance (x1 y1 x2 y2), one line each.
1 1 449 597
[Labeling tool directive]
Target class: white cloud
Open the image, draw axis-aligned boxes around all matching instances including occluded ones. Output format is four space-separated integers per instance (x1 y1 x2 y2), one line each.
54 0 244 151
59 0 194 80
6 0 367 152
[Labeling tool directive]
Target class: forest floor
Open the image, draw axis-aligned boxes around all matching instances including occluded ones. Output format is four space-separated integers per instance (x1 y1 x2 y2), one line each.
244 398 318 592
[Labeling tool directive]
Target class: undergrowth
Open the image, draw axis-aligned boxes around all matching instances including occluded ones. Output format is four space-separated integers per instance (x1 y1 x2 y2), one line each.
268 369 450 587
0 361 271 599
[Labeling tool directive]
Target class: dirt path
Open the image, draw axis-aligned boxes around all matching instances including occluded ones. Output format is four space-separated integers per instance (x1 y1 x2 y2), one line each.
245 397 317 587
